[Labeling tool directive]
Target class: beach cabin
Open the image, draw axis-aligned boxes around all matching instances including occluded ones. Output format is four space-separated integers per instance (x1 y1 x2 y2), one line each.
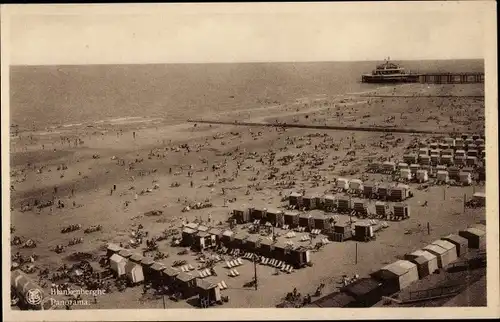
442 234 469 257
393 203 410 219
447 166 460 180
403 154 418 165
302 193 321 210
233 206 250 224
464 138 474 147
250 207 267 222
398 162 409 171
149 262 166 287
418 147 430 156
322 195 336 212
444 137 455 147
416 170 429 183
266 208 283 226
429 142 438 150
439 142 450 150
129 253 144 265
349 179 364 193
273 240 292 262
337 196 352 213
194 231 211 251
175 272 197 299
454 155 466 166
298 213 314 231
459 172 472 185
181 227 198 247
405 250 439 279
231 232 249 250
367 162 381 173
106 243 122 258
474 138 485 146
330 222 352 241
467 144 478 153
125 260 144 285
423 243 454 268
430 153 440 165
375 201 389 218
289 246 311 268
472 192 486 207
259 238 276 257
336 178 350 191
310 210 330 231
162 266 180 288
140 257 155 283
307 292 356 308
466 156 478 167
409 164 420 175
440 155 454 166
283 211 300 228
110 254 127 277
455 149 466 158
221 230 234 247
459 228 486 249
207 227 223 248
432 240 458 263
371 260 419 293
353 199 368 216
288 192 303 208
340 277 386 308
389 185 412 202
399 168 412 181
197 279 221 308
382 161 396 173
244 235 262 252
118 249 132 260
363 183 377 199
377 184 389 200
419 154 430 166
353 221 374 242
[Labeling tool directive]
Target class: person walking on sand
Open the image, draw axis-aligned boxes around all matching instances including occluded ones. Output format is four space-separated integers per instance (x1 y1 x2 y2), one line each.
133 131 136 139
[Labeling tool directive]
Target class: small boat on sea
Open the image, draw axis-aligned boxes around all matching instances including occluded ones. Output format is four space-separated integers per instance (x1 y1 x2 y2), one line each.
362 58 420 83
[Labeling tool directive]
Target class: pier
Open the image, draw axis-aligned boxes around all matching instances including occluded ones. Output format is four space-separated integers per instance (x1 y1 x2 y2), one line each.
419 72 484 84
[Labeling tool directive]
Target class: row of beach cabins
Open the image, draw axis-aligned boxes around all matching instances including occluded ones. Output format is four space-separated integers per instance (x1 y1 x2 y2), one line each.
106 244 226 306
370 161 484 185
307 223 486 308
181 222 312 268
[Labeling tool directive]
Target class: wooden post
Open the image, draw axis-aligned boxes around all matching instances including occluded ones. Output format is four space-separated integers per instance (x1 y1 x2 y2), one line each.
355 243 358 264
443 187 446 200
254 255 258 290
427 222 430 235
162 294 166 309
463 193 466 213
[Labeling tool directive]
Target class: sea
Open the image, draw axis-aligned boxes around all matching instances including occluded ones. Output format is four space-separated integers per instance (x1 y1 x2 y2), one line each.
9 59 484 131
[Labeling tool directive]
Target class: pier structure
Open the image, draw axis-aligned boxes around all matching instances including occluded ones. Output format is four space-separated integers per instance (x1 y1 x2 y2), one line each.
419 73 484 84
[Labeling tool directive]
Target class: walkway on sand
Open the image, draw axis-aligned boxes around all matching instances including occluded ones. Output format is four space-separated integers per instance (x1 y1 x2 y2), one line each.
443 275 487 307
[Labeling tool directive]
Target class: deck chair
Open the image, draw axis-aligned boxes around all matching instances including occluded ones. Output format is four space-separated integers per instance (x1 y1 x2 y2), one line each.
199 271 206 278
226 261 232 268
230 260 237 267
188 264 195 270
287 266 294 273
237 258 243 266
221 280 228 289
281 262 287 270
260 257 266 264
262 258 269 265
181 265 188 272
228 270 235 277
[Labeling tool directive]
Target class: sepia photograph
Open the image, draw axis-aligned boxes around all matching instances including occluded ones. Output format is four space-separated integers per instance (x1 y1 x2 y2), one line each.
1 1 498 320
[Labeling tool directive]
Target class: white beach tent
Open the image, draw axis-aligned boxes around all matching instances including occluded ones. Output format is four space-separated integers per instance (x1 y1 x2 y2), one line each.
336 178 350 190
125 260 145 283
423 242 455 268
372 260 419 291
110 254 127 276
404 249 439 279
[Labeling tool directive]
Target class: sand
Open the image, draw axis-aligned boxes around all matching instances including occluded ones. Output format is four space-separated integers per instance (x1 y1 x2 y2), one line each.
9 83 485 309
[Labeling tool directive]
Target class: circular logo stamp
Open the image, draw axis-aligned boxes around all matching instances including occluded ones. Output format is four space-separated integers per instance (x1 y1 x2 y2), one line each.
25 288 43 306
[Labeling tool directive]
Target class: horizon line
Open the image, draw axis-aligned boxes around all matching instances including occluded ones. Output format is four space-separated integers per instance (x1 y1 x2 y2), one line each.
9 58 485 68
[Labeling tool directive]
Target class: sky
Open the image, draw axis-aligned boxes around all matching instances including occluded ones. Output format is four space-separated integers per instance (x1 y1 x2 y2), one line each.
2 2 493 65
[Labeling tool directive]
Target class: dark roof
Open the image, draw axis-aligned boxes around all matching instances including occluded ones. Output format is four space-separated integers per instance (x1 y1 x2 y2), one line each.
342 278 382 298
311 292 356 308
176 272 196 282
442 234 468 246
118 249 132 258
130 253 144 262
150 262 166 271
163 267 180 277
141 257 155 266
196 278 217 290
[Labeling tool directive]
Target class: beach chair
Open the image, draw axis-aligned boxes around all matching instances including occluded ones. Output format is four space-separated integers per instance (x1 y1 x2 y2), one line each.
188 264 195 270
276 261 283 268
233 269 240 276
228 270 235 277
287 266 294 273
231 260 238 267
237 258 243 266
221 280 228 289
199 271 206 278
263 258 269 265
226 261 233 268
